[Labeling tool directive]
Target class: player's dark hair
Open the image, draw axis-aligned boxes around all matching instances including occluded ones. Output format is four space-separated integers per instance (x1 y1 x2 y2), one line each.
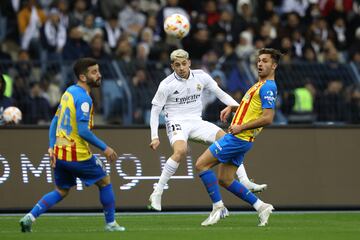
258 48 282 64
73 58 98 79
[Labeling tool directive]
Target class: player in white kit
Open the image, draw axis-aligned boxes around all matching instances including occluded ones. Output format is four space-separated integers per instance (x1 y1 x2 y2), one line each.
149 49 267 211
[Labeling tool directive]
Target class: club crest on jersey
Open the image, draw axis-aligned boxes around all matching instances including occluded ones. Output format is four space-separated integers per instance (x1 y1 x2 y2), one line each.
196 84 202 91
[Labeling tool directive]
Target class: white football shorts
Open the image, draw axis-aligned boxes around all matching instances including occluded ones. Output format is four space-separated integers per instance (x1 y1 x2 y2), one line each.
165 119 222 145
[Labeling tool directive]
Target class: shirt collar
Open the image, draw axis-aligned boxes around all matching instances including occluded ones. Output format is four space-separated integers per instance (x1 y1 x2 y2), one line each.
174 69 194 81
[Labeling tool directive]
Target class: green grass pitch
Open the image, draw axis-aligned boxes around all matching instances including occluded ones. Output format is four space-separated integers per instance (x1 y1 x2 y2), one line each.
1 212 360 240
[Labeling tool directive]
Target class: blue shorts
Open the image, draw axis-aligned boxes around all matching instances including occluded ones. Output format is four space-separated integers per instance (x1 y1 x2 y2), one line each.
209 133 253 167
54 155 107 189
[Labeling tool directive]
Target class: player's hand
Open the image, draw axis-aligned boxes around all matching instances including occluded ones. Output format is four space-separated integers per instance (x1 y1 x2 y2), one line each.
220 106 232 123
104 146 118 162
228 124 243 135
48 148 56 168
149 138 160 150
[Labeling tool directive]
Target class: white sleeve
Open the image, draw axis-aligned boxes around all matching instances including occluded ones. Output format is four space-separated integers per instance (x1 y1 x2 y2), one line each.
150 104 163 140
205 75 239 107
151 82 168 106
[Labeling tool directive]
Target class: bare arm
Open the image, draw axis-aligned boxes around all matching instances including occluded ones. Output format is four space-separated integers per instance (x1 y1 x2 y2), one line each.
149 104 163 150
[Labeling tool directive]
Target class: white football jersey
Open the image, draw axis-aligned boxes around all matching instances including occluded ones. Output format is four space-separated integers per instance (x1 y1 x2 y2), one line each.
152 69 219 121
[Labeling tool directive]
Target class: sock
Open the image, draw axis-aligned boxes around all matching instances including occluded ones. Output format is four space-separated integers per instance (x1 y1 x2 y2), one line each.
213 200 224 209
30 190 63 218
155 158 179 193
199 170 222 203
225 180 258 205
253 199 264 211
236 164 250 183
100 184 116 224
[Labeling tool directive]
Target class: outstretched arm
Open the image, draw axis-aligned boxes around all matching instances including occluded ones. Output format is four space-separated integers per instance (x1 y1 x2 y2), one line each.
149 104 163 150
211 86 239 122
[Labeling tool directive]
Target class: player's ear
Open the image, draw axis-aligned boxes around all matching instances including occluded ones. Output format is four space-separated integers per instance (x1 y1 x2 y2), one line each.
272 63 277 70
188 60 191 67
170 63 175 71
79 73 86 82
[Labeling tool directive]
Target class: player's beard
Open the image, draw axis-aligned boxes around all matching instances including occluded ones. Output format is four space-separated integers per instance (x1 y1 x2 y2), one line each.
86 76 101 88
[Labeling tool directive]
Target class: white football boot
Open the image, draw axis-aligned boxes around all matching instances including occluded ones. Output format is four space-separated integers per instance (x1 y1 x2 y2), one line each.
240 179 268 193
149 191 162 211
257 203 274 226
104 221 126 232
201 205 229 226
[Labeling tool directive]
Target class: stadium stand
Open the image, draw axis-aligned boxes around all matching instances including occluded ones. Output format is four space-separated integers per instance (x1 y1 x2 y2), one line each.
0 0 360 125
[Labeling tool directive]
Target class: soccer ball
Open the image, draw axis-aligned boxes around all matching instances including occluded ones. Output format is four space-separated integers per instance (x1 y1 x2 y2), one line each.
164 13 190 39
2 106 22 124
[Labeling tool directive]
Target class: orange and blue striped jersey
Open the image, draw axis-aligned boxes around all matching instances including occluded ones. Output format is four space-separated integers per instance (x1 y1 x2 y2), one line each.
231 80 277 142
54 85 94 161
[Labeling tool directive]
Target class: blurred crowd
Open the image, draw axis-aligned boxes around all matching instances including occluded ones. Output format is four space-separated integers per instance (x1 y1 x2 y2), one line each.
0 0 360 125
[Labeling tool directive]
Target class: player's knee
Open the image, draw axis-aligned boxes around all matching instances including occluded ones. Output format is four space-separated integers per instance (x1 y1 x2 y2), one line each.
195 158 207 172
173 148 187 161
218 178 232 188
56 188 69 198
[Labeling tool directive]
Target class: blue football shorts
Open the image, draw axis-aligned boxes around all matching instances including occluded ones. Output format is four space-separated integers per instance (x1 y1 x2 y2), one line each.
54 155 107 189
209 133 253 167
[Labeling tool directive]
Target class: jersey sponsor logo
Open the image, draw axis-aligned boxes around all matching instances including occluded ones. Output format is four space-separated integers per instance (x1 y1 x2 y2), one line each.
175 94 201 104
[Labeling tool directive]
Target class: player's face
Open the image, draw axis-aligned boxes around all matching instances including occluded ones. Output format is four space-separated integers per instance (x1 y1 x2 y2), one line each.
257 54 277 79
171 58 191 79
85 64 102 88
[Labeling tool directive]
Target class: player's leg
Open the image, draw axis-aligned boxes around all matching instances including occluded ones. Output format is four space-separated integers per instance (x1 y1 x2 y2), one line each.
149 140 187 211
19 159 72 233
215 129 268 193
95 175 125 232
218 164 274 226
78 155 125 232
195 149 228 226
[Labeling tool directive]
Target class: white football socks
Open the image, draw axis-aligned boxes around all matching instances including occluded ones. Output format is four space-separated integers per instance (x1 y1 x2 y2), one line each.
155 158 179 193
236 164 250 183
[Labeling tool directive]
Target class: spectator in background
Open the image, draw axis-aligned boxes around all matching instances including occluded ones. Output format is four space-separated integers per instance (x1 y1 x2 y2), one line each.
1 0 21 44
316 79 346 122
204 0 220 27
184 27 211 60
40 73 61 114
17 0 46 60
68 0 88 27
23 81 52 124
15 50 37 82
114 36 137 79
53 0 70 28
130 68 155 124
119 0 146 41
80 13 102 44
102 14 122 52
235 30 254 61
12 75 28 113
62 25 90 60
98 0 126 20
302 45 318 62
89 35 111 61
41 8 67 61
